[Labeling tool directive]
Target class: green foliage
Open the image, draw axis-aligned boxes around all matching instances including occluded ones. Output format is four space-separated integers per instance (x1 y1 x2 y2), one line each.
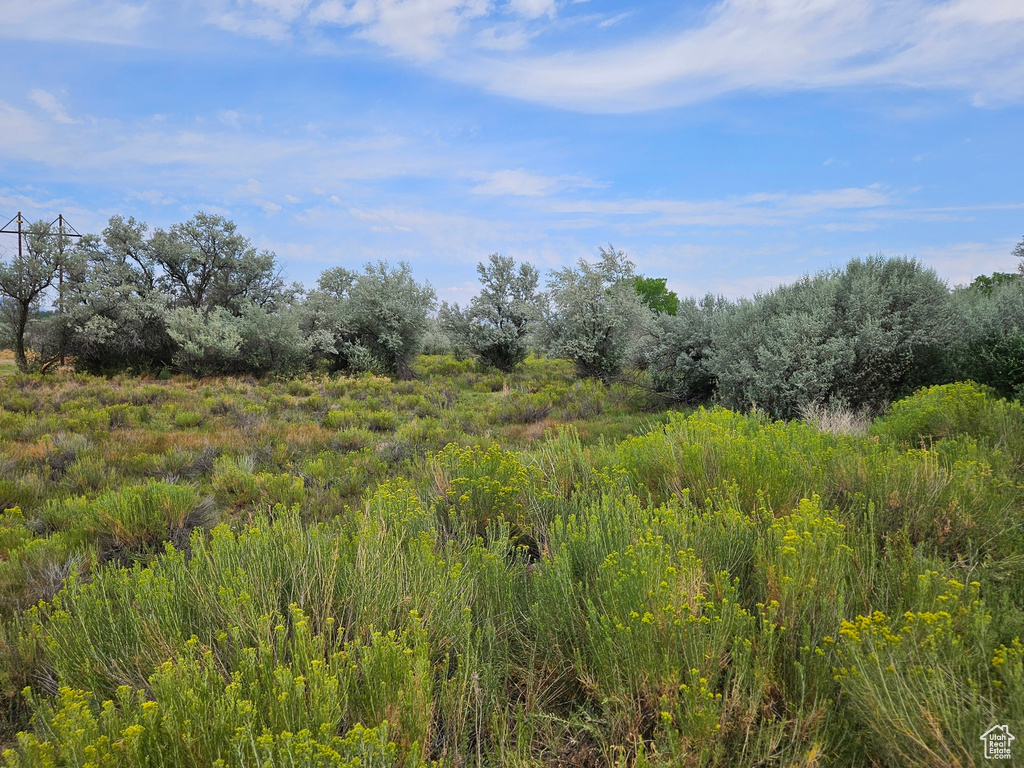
166 307 244 377
7 624 406 767
537 245 653 381
0 218 77 373
632 275 679 316
65 213 288 376
235 302 313 377
0 362 1023 765
871 381 1024 466
80 480 208 556
833 572 1006 767
969 271 1021 295
439 253 540 372
948 277 1024 399
430 443 540 538
636 294 725 403
708 256 952 417
303 263 435 379
151 212 283 313
211 457 306 512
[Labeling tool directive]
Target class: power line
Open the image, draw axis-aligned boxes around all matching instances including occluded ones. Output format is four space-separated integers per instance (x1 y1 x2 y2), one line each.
1 210 84 261
0 212 85 368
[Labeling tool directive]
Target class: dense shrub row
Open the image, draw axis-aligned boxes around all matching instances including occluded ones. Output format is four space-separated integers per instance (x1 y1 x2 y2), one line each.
639 255 1024 417
3 214 1022 417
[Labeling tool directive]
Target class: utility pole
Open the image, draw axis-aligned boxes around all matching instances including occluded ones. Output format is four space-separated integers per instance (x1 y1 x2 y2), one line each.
0 212 25 260
1 211 84 370
1 211 83 252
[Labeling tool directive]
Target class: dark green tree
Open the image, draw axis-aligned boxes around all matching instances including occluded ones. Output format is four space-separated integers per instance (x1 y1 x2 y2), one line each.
633 275 679 316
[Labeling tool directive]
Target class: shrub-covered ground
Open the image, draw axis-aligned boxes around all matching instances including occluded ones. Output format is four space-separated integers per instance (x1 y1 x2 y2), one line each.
0 360 1021 766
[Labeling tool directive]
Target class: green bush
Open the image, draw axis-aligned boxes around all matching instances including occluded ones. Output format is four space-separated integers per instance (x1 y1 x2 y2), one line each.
430 444 541 540
7 612 409 767
81 480 209 556
871 381 1024 466
438 253 540 372
172 410 204 429
530 492 758 754
833 572 1008 767
211 457 306 512
948 277 1024 399
704 256 952 418
536 246 652 381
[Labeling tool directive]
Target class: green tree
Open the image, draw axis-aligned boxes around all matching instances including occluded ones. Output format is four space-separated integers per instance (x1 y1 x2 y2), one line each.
707 256 952 418
302 262 435 379
633 275 679 316
0 219 74 372
299 267 358 372
152 212 283 312
949 276 1024 400
637 294 727 402
537 245 653 381
968 272 1020 295
60 217 173 374
438 253 540 372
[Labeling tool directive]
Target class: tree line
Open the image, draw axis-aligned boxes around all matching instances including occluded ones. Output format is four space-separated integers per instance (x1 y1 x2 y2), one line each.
2 211 1023 418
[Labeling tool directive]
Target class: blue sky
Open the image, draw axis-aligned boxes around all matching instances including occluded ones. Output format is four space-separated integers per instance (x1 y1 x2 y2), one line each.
1 0 1023 304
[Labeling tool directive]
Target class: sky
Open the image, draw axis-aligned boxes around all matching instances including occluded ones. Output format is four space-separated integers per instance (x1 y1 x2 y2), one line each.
1 0 1023 304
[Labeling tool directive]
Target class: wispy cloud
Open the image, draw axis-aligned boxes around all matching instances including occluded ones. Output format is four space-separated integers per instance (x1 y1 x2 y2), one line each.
177 0 1024 111
549 186 896 228
913 239 1023 288
470 168 604 197
0 0 147 44
309 0 492 59
457 0 1024 111
6 1 1023 111
29 89 77 124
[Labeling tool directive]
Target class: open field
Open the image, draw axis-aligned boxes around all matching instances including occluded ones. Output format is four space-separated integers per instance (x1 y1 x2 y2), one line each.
0 352 17 377
0 360 1021 766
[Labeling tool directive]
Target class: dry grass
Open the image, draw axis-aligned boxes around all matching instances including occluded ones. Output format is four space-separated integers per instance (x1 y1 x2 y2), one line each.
800 401 873 436
0 349 17 376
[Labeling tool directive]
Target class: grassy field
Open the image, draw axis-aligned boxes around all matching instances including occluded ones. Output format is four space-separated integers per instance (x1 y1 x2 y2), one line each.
0 359 1021 766
0 352 17 377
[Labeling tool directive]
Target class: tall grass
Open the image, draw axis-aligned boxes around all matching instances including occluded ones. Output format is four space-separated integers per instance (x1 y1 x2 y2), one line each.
0 372 1021 765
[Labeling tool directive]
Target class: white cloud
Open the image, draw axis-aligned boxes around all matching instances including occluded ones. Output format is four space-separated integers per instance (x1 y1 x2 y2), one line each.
185 0 1024 112
549 186 895 227
127 189 177 205
453 0 1024 111
237 178 263 195
29 89 77 124
0 0 146 44
597 11 630 28
310 0 492 59
0 102 44 149
475 23 531 50
913 239 1022 287
5 1 1023 114
470 168 602 196
506 0 553 20
218 110 242 128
